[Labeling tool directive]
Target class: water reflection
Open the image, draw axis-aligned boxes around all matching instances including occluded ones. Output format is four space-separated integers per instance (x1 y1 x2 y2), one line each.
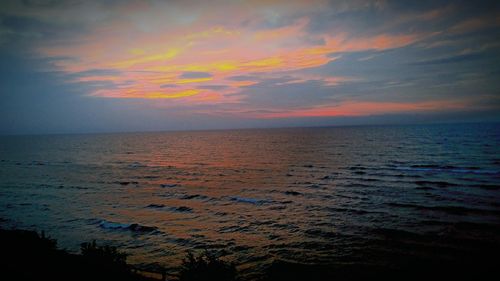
0 124 499 278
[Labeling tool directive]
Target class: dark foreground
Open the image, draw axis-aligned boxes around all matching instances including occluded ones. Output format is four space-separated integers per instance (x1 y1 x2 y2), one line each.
1 226 499 281
0 228 158 281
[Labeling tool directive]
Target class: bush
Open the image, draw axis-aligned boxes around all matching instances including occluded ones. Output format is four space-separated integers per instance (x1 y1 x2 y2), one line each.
179 251 237 281
0 229 58 255
80 240 128 266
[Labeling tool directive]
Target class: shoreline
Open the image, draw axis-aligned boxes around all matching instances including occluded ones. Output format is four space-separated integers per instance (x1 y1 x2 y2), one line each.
1 225 499 281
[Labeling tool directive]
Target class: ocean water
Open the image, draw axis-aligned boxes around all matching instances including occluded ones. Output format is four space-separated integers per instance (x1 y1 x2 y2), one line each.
1 123 499 278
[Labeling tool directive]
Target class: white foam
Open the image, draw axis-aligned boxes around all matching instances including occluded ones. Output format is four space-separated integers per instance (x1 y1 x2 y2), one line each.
230 196 267 205
99 220 130 230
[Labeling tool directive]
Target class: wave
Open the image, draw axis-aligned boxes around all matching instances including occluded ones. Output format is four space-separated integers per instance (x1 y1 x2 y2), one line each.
172 206 193 212
326 207 377 215
394 165 498 174
128 162 147 168
342 182 374 188
230 196 269 205
181 194 209 200
386 203 500 216
414 180 458 188
470 184 500 190
369 172 422 178
320 174 338 180
347 166 367 170
340 177 382 182
146 204 165 208
145 204 193 213
160 183 178 188
218 225 251 233
98 220 158 233
113 181 139 186
304 228 340 239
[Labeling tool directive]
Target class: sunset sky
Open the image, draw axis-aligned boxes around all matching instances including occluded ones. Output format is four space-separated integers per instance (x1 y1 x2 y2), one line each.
1 0 499 134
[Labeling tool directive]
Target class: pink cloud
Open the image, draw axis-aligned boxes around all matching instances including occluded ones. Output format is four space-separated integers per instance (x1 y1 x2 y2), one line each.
33 0 443 121
255 101 468 118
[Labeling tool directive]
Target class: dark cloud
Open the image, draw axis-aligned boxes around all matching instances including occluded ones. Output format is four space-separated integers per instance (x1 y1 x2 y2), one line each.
20 0 79 8
410 52 487 66
70 68 121 77
197 85 229 90
179 71 212 79
237 78 336 109
159 84 179 88
226 75 259 81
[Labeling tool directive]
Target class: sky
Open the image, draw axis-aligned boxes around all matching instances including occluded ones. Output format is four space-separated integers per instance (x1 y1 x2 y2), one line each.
0 0 499 134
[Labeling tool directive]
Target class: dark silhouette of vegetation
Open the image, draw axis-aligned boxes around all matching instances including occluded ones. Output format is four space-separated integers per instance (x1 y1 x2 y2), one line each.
0 228 155 281
1 224 500 281
179 251 237 281
0 227 235 281
81 240 128 266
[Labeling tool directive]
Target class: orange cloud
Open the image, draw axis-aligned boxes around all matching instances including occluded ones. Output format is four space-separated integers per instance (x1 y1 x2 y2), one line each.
94 89 201 99
35 0 428 116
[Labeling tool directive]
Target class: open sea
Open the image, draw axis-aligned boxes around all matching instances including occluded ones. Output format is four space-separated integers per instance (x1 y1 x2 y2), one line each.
1 123 499 279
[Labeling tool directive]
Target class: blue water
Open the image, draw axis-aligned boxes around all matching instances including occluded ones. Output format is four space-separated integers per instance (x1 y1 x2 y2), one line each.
0 123 499 278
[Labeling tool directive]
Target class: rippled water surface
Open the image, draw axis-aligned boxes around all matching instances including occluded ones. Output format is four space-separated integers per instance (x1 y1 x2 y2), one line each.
1 123 499 278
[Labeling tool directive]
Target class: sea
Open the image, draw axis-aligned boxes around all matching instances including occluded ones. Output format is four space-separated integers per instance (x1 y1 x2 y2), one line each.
1 123 499 279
